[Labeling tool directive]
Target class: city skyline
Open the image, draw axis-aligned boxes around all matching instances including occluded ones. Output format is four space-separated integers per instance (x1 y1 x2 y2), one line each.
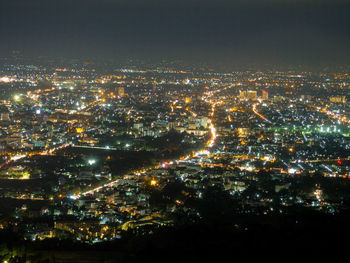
1 1 350 262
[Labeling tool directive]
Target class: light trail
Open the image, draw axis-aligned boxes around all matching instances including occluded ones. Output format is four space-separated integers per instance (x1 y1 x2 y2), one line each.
72 145 118 150
252 103 273 124
207 119 217 148
291 157 350 163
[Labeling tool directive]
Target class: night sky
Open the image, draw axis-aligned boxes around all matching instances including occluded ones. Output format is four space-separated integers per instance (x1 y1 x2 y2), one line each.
1 0 350 67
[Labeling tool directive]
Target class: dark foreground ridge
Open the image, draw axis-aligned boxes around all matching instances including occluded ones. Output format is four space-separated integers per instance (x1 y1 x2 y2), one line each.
1 210 349 263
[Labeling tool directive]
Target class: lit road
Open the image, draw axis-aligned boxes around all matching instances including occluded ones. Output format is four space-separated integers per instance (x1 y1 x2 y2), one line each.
252 102 273 124
72 145 118 150
71 87 224 200
0 143 71 169
291 157 350 164
315 105 350 125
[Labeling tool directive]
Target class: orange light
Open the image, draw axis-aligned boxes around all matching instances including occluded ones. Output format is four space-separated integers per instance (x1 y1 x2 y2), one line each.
150 180 157 186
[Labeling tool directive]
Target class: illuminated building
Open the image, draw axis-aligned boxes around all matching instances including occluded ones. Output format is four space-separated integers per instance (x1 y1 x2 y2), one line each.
197 116 208 129
185 97 192 104
330 96 346 103
239 90 257 101
0 111 10 121
262 90 268 100
246 90 258 101
118 87 125 97
134 123 143 130
239 90 247 100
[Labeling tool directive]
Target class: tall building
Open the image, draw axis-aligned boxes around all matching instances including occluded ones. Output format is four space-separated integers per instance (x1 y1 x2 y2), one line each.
0 108 10 121
239 90 258 101
239 90 247 100
262 90 269 100
246 90 258 101
118 87 125 97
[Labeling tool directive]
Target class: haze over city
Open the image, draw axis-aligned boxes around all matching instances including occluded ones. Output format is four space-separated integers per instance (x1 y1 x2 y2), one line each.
1 0 350 68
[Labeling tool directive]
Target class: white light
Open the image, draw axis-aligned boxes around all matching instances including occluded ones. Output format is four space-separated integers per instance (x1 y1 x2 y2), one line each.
0 77 10 83
88 159 96 165
246 166 253 172
288 168 297 174
36 109 41 114
69 195 80 200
